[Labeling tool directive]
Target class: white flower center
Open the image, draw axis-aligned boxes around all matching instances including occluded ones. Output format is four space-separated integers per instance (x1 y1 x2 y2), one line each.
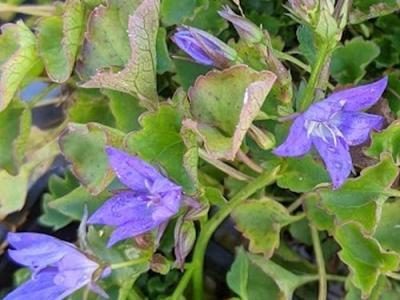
305 120 343 146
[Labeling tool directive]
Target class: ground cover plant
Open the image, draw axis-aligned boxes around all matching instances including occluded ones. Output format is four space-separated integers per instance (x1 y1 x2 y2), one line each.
0 0 400 299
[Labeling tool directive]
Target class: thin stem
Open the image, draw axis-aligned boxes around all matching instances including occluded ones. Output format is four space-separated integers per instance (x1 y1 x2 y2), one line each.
199 149 252 181
299 43 332 111
288 195 305 213
237 150 264 174
170 266 194 300
110 257 149 270
191 167 281 300
310 225 327 300
302 274 347 283
0 3 55 16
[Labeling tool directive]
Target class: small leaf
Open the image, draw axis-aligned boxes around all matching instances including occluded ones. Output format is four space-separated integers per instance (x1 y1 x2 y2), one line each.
331 37 380 84
365 120 400 163
156 27 174 74
0 21 44 110
296 25 316 65
277 155 330 193
319 155 399 232
160 0 197 26
37 0 84 82
232 198 303 256
335 222 400 297
374 201 400 253
126 104 198 194
0 100 31 175
59 123 124 195
81 0 160 108
185 65 276 160
304 193 334 232
227 247 282 300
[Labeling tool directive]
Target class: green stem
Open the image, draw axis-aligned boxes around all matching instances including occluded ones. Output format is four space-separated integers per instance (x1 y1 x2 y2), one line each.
170 266 194 300
192 167 281 300
310 225 327 300
299 43 332 111
110 257 149 270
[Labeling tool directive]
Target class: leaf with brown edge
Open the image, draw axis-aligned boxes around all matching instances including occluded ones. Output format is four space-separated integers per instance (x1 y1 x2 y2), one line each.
59 123 124 195
81 0 160 109
232 198 303 257
335 222 400 297
0 21 44 111
184 65 276 161
37 0 84 83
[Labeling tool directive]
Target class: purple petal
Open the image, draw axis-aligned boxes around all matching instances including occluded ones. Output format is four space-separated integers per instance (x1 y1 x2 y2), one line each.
107 219 156 247
303 97 345 122
87 191 153 227
152 190 182 223
7 233 75 271
105 147 165 192
3 269 69 300
326 77 388 112
171 30 215 65
89 282 109 299
273 115 312 156
333 111 384 146
312 136 352 189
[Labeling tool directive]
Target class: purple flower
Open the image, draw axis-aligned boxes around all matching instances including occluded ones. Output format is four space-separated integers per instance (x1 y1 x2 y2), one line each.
218 6 263 44
171 26 238 68
274 77 388 189
4 232 109 300
88 147 182 247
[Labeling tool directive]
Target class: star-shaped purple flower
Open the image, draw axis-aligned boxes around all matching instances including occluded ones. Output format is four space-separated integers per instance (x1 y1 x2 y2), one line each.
274 77 388 188
171 26 238 68
88 147 182 247
4 232 109 300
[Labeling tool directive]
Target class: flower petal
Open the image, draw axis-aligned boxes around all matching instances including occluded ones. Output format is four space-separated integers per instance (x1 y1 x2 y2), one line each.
153 190 182 223
105 147 164 192
312 136 352 189
3 269 69 300
7 233 74 270
273 115 312 156
107 219 156 247
87 191 152 227
333 111 384 146
326 77 388 112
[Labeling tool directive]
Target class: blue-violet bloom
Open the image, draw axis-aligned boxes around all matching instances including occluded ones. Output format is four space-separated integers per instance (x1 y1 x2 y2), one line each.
4 232 109 300
88 147 182 247
274 77 388 189
171 26 238 68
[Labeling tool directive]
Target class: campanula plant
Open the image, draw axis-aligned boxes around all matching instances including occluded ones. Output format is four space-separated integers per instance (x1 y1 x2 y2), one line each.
0 0 400 299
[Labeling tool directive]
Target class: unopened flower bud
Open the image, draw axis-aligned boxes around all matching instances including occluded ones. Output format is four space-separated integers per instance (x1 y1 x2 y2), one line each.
218 5 264 44
172 26 238 69
288 0 318 24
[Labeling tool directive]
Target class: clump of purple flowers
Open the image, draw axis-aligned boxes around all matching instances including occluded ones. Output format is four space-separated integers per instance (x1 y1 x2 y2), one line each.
274 77 388 188
4 232 109 300
88 147 183 247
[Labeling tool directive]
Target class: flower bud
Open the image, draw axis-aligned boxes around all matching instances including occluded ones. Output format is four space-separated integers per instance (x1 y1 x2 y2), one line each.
172 26 238 68
288 0 318 24
218 5 264 44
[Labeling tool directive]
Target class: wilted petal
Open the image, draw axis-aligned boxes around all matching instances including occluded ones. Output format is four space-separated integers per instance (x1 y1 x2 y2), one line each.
3 269 68 300
88 191 152 227
273 115 312 156
107 219 156 247
326 77 388 112
105 147 164 192
312 136 352 189
7 233 73 271
333 111 383 146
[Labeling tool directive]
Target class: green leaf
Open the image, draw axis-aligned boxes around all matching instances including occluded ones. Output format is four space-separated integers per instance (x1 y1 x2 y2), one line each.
297 25 316 65
0 21 43 111
331 37 380 84
184 65 276 160
81 0 160 109
173 59 211 91
335 222 399 297
277 155 330 193
227 247 282 300
160 0 197 26
0 100 31 175
365 121 400 163
126 104 198 194
304 193 334 232
59 123 124 195
319 155 399 232
39 171 80 230
374 201 400 253
156 27 174 74
232 198 303 256
37 0 84 82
